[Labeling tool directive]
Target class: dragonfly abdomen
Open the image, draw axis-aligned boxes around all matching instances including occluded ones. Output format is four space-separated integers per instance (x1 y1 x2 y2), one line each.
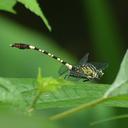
10 43 73 70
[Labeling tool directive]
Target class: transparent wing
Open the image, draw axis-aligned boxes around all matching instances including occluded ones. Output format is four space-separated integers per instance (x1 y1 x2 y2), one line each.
58 66 81 81
91 62 109 70
79 53 89 65
58 65 69 76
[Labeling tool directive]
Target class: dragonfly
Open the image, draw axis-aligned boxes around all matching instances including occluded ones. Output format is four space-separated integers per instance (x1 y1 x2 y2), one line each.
10 43 108 82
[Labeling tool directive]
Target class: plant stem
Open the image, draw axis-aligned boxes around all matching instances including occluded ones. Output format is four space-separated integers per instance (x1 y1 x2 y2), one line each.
28 91 42 113
50 97 107 120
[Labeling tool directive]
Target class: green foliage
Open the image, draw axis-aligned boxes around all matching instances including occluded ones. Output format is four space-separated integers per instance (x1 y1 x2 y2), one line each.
0 49 127 118
0 0 127 126
50 50 128 120
36 68 61 93
0 0 51 31
104 50 128 97
0 74 107 110
0 110 58 128
17 0 51 31
0 0 16 13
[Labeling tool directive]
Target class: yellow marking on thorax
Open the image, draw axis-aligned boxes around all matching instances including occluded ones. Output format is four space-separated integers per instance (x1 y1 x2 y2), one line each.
81 66 94 76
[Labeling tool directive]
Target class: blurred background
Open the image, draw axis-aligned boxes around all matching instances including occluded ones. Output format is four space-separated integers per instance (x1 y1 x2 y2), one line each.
0 0 128 128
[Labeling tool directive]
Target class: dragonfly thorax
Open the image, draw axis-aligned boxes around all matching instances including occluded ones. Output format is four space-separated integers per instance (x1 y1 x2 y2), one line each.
70 63 104 80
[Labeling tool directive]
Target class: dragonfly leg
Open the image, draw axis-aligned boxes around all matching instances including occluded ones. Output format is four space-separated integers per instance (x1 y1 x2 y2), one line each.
64 74 69 79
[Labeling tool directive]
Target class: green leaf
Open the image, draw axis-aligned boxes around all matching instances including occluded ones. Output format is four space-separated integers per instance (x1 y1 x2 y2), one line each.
0 0 51 31
104 50 128 97
0 77 107 110
0 48 128 118
0 0 16 13
18 0 51 31
50 50 128 120
1 76 128 111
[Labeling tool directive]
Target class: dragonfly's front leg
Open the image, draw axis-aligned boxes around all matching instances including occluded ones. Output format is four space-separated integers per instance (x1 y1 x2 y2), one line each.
64 74 70 79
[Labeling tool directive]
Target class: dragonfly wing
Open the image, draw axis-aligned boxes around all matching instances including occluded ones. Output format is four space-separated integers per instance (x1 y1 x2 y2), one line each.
79 53 89 65
91 62 109 70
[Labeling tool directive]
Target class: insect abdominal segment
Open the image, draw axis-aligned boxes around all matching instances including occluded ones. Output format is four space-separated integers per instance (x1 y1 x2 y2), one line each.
10 43 106 81
10 43 73 70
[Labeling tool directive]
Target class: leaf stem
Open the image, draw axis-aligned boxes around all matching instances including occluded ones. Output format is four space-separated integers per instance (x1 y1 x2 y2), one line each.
50 97 107 120
27 91 42 113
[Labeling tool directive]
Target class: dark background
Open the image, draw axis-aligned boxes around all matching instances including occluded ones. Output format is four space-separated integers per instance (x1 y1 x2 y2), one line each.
4 0 128 57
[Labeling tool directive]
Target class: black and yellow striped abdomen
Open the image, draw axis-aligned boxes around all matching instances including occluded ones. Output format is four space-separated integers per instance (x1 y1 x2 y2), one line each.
10 43 73 70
